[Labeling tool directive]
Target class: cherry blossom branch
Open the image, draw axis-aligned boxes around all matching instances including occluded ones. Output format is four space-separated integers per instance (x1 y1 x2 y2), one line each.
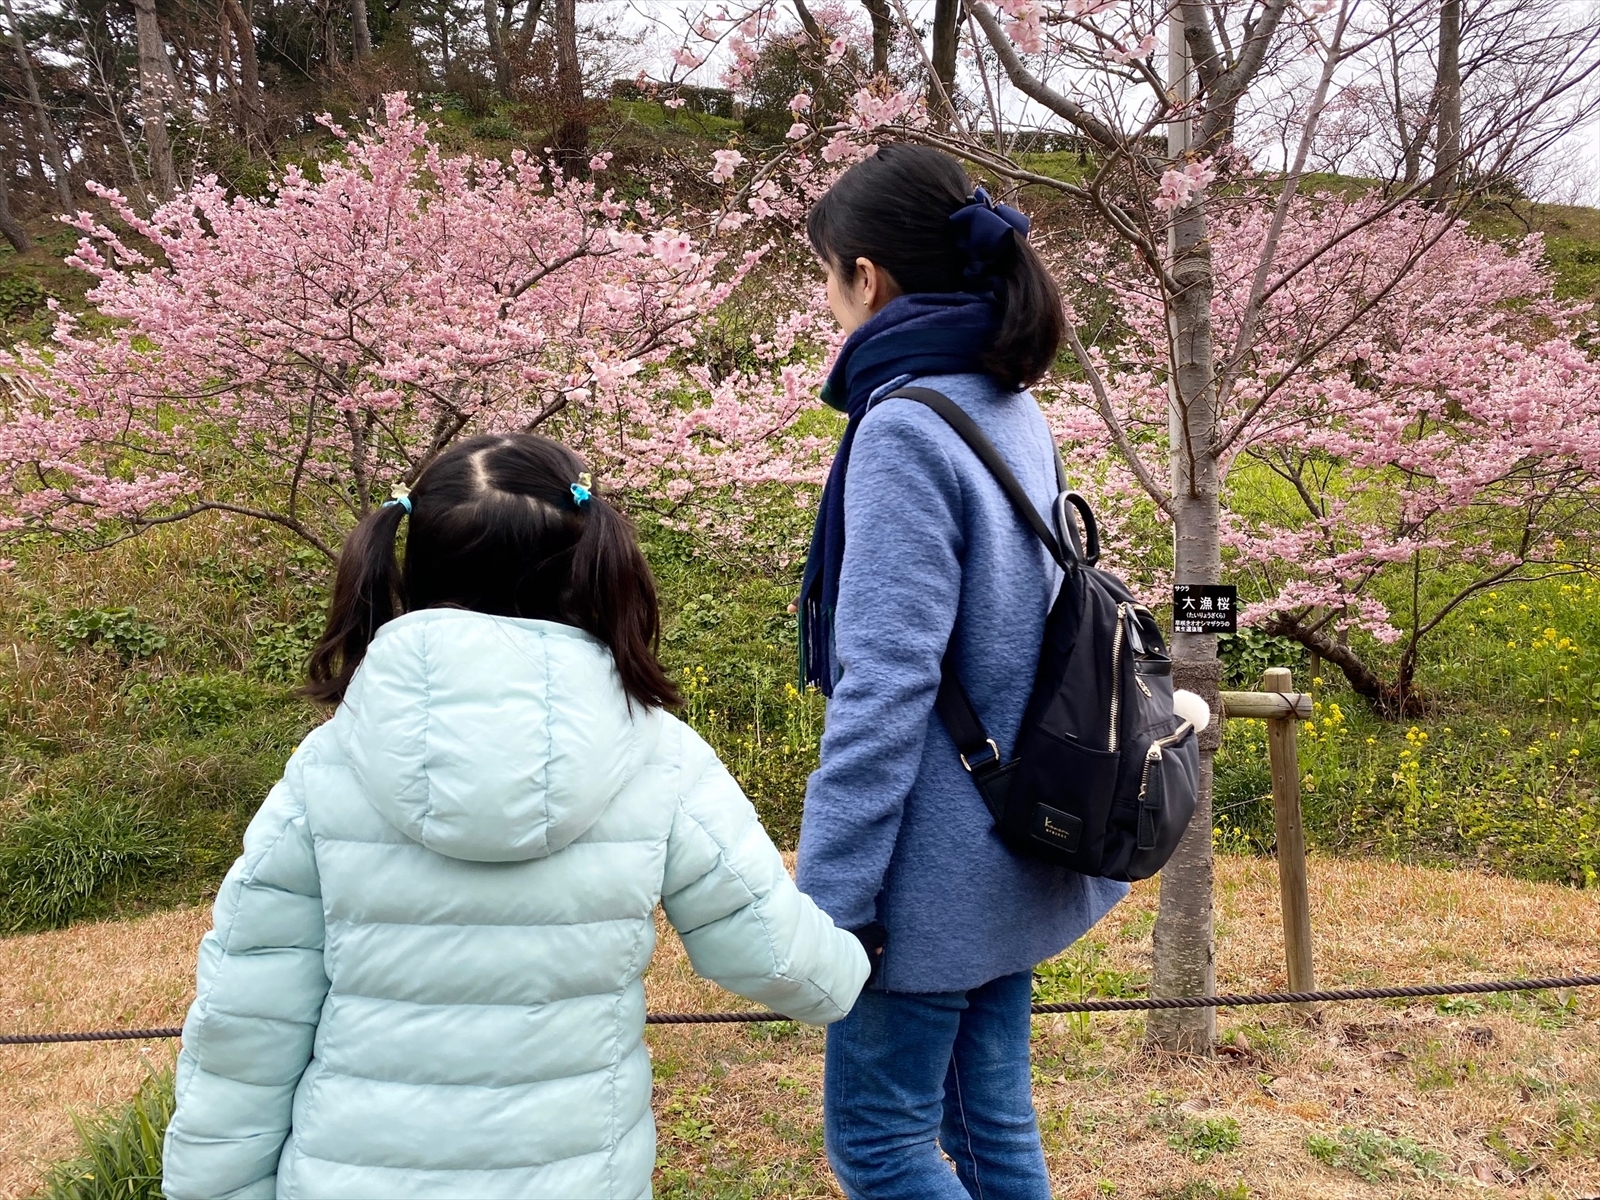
1061 318 1173 514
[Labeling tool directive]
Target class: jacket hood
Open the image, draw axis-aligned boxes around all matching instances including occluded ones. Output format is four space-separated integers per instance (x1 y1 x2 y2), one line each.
334 609 659 862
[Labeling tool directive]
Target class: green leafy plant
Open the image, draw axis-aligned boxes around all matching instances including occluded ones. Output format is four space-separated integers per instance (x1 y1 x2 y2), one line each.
1034 939 1147 1038
0 274 46 322
1306 1126 1445 1182
1168 1115 1242 1163
0 796 173 930
48 607 167 663
39 1067 174 1200
251 614 323 684
1217 627 1308 690
124 673 269 737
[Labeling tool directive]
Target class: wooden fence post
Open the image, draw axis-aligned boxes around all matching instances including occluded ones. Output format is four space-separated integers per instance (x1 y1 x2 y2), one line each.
1261 666 1318 1018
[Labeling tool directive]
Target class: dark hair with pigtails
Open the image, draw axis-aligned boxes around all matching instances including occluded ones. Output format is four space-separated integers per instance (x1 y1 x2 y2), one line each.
305 432 680 710
805 143 1065 390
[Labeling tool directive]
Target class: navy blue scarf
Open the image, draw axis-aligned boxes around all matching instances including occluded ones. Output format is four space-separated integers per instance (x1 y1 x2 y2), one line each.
798 292 997 694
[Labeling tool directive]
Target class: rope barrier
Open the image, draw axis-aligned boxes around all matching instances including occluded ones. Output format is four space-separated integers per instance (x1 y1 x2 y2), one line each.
5 974 1597 1045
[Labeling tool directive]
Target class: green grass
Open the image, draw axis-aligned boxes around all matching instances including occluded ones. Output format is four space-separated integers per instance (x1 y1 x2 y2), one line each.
611 98 744 140
1168 1116 1243 1163
0 796 173 931
37 1068 174 1200
1305 1126 1446 1183
5 501 1600 934
0 500 820 931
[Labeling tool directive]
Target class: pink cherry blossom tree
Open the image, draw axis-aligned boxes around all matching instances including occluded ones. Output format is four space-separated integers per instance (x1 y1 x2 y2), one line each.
1044 192 1600 716
0 95 836 560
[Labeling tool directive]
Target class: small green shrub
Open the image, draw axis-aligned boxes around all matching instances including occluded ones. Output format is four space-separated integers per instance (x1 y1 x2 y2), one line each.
469 114 519 140
0 274 46 321
0 796 173 931
1168 1115 1242 1163
1217 627 1308 689
46 607 168 663
1306 1126 1445 1182
39 1067 174 1200
1034 938 1146 1040
124 673 270 737
251 615 322 685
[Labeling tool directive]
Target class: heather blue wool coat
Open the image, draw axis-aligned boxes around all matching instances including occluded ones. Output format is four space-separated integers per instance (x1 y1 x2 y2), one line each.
161 610 869 1200
796 372 1129 994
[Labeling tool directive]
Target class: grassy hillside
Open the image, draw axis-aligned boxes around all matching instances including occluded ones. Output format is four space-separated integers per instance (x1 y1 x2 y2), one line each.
2 146 1600 932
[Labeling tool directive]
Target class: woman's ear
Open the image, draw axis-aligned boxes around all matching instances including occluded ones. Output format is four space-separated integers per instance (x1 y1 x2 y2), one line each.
853 257 900 314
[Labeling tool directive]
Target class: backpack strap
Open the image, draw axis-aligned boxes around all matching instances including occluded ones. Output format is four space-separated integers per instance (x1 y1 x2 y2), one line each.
886 387 1068 570
884 385 1068 778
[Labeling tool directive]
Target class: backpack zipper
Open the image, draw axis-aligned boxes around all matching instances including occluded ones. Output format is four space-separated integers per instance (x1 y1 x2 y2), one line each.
1137 720 1196 800
1108 603 1128 751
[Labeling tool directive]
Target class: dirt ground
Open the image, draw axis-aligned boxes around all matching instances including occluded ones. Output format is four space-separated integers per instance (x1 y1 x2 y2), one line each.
3 854 1598 1199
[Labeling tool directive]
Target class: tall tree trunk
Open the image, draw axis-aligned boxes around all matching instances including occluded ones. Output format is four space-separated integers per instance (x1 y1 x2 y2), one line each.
485 0 512 95
790 0 830 104
929 0 959 127
222 0 265 142
131 0 177 201
1429 0 1461 201
0 159 30 253
3 0 73 211
351 0 374 59
18 116 44 186
516 0 546 54
862 0 891 75
1147 12 1219 1055
551 0 586 166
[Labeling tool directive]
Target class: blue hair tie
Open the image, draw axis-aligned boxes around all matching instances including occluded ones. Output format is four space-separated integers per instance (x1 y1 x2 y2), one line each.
570 481 592 507
383 494 412 514
949 186 1030 290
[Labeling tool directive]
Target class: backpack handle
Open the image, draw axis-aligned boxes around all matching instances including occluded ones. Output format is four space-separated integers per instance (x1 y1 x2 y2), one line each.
1054 491 1100 567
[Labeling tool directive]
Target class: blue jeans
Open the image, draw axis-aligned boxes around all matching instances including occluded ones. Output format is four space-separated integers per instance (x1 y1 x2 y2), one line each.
823 969 1051 1200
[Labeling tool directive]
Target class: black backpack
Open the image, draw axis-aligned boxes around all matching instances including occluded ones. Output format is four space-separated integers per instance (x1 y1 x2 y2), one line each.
891 388 1200 883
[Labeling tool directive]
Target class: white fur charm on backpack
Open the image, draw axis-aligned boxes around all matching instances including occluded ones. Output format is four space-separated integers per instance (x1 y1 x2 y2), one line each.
1172 688 1211 734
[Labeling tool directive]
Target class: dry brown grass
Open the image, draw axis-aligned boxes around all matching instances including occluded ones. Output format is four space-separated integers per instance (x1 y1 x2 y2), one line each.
0 905 209 1198
3 856 1598 1199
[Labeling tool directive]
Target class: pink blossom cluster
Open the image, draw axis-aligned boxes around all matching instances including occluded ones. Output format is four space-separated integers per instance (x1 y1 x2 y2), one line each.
996 0 1046 54
1153 160 1217 212
1042 191 1600 641
0 95 838 554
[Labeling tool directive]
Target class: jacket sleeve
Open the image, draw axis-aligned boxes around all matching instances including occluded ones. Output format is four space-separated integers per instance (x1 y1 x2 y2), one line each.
661 722 869 1025
162 758 329 1200
795 401 963 931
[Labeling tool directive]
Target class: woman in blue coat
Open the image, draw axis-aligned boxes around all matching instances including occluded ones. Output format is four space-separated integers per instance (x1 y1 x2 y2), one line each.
795 145 1128 1199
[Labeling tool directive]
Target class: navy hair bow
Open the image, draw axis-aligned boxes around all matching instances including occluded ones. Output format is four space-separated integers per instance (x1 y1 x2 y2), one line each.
948 186 1030 289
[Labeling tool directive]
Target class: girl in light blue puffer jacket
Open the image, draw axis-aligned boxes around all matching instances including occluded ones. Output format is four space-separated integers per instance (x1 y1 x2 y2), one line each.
161 433 870 1200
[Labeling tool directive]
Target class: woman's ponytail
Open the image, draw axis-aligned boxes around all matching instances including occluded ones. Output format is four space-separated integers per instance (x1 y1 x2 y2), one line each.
567 494 681 711
985 235 1065 391
304 501 407 704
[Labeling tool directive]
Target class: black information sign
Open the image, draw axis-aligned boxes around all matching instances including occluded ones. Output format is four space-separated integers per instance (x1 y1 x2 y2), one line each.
1172 584 1238 634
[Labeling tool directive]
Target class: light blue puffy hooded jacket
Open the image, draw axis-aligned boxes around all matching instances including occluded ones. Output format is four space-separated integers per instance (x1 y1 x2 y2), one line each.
161 609 869 1200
